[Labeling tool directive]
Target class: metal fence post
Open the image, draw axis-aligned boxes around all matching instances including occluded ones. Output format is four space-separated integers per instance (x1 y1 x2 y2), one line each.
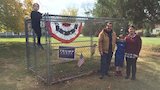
33 28 37 72
45 14 52 85
90 33 93 60
90 20 94 60
25 19 30 70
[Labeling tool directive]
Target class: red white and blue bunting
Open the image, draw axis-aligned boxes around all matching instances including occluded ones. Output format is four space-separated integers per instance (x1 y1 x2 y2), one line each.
46 22 83 43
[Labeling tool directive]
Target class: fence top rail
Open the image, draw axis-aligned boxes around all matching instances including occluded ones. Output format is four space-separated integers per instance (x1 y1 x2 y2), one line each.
42 14 125 22
43 14 124 20
25 14 126 23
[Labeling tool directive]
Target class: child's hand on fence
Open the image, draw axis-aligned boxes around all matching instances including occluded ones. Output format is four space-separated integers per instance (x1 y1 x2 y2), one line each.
133 54 138 58
100 51 103 55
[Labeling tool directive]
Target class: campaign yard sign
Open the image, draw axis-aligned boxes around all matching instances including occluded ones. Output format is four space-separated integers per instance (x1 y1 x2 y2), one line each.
59 46 75 60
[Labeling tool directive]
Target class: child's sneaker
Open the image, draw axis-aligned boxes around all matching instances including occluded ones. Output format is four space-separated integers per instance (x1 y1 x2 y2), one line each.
37 43 44 50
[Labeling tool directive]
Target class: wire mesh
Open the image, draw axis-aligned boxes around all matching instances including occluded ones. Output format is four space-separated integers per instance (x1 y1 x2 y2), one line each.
25 14 126 84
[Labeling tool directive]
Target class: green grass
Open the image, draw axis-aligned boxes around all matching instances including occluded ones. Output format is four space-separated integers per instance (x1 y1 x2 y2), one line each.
0 37 160 90
0 36 93 44
0 38 25 42
142 37 160 46
0 37 160 45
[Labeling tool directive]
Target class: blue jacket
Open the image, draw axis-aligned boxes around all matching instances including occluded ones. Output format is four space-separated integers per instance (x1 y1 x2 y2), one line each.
115 40 126 57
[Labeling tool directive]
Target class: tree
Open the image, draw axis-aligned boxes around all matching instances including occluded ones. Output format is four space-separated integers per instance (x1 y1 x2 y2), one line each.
92 0 129 35
23 0 33 16
93 0 160 29
82 21 105 36
0 0 33 32
60 7 78 16
93 0 128 18
0 0 24 32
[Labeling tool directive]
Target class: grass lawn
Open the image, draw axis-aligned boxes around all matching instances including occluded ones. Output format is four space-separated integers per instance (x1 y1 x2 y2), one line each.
0 37 160 90
142 37 160 46
0 37 160 45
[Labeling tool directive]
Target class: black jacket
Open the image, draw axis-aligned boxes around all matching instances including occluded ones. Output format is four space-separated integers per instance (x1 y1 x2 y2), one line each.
31 11 42 30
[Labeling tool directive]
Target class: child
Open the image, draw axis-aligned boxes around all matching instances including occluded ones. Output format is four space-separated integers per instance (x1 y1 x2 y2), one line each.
115 34 126 76
30 3 43 49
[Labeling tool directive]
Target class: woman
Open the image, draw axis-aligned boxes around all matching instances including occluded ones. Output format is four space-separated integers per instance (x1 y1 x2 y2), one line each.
125 25 142 80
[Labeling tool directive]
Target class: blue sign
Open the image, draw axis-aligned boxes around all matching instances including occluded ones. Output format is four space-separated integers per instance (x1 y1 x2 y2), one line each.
59 46 75 59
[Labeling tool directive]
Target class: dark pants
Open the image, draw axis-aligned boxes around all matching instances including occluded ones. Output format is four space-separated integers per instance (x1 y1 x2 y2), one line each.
126 58 137 78
100 52 113 76
33 29 42 45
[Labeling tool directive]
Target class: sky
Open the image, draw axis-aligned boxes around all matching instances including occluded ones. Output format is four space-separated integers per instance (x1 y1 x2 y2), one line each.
31 0 96 16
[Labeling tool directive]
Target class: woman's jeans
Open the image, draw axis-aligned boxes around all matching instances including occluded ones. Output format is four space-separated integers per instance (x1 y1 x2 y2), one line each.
126 58 137 78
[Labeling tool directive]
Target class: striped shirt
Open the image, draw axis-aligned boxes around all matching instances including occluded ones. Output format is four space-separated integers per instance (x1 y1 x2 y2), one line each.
125 53 138 58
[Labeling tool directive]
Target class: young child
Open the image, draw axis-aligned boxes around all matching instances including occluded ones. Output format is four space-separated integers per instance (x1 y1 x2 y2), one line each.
30 3 43 49
115 34 126 76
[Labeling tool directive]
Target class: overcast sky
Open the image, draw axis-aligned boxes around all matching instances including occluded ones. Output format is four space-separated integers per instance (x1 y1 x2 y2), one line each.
30 0 96 16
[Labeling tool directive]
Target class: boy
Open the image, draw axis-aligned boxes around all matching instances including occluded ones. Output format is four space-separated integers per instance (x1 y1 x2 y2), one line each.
30 3 43 49
115 34 126 76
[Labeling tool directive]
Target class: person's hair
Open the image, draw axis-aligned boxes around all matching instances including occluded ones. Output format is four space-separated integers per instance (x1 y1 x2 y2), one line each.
33 3 39 7
128 24 136 29
107 22 112 26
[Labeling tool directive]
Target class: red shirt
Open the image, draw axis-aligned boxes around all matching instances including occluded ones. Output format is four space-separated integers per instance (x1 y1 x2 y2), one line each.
125 34 142 55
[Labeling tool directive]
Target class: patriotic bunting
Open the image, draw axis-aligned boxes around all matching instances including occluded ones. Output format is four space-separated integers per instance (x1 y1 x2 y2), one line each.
46 21 83 43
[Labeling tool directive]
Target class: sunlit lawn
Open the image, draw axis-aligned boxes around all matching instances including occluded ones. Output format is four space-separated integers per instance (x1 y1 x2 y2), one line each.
0 37 160 45
0 37 160 90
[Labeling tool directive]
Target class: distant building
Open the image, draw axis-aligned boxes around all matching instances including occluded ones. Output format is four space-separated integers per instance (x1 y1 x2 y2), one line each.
152 28 160 35
152 24 160 35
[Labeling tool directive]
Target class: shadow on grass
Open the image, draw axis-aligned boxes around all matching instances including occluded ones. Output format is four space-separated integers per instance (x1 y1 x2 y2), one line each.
0 42 25 59
0 42 160 90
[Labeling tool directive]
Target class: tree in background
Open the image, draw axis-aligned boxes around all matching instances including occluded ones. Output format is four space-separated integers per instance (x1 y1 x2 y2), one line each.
23 0 33 16
91 0 128 36
82 21 105 37
0 0 33 32
93 0 160 36
60 7 78 16
0 0 24 32
126 0 160 28
93 0 127 18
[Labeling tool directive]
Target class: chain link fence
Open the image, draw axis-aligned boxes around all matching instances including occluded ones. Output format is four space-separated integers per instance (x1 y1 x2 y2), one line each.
25 15 125 84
